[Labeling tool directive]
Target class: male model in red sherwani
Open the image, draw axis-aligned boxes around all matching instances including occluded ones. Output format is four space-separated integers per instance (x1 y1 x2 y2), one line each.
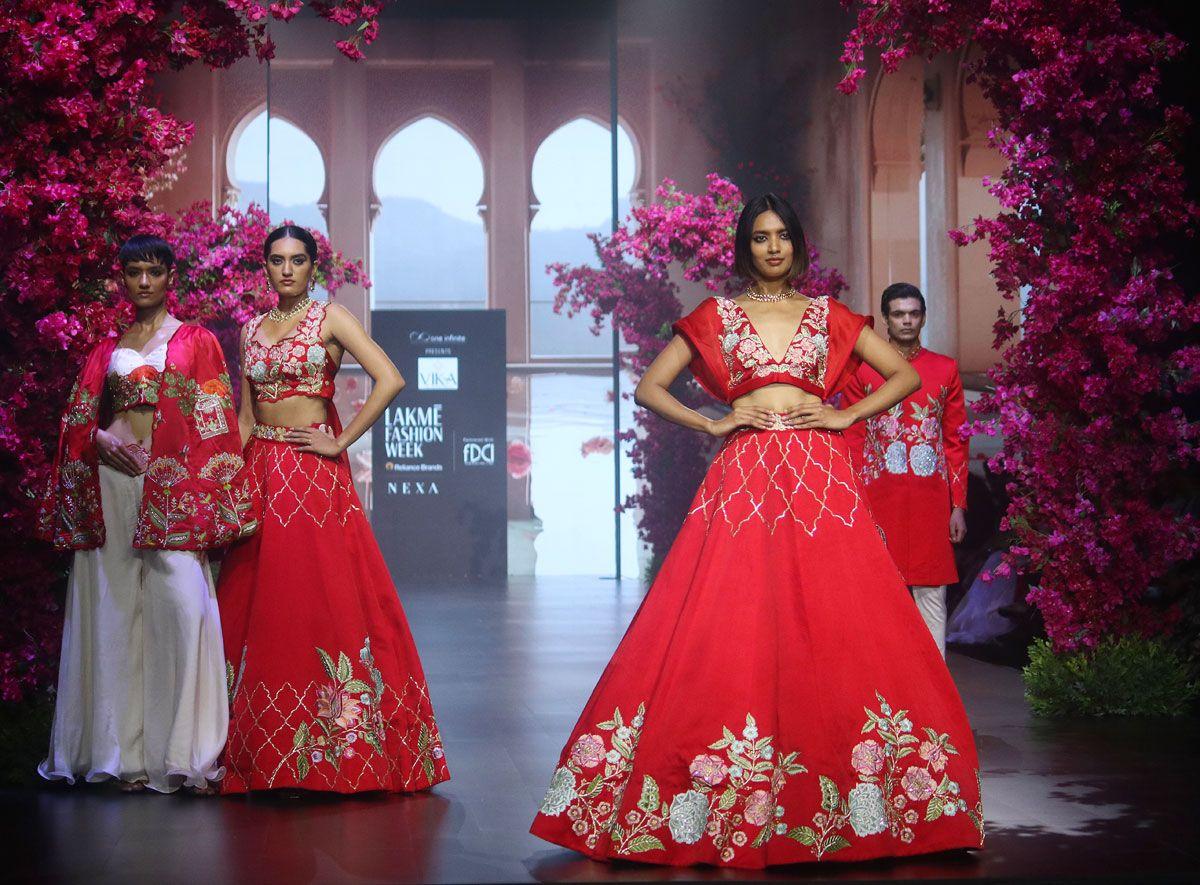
842 283 968 656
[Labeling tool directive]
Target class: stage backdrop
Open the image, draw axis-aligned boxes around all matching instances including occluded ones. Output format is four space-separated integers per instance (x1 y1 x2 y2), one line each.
371 310 507 581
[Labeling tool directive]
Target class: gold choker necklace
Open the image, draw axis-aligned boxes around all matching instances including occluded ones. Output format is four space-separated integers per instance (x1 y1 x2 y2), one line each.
268 297 311 323
744 286 798 303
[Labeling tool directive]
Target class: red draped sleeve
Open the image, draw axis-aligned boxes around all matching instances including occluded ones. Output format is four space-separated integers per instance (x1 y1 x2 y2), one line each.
37 338 118 550
133 325 258 550
671 297 730 403
824 299 874 398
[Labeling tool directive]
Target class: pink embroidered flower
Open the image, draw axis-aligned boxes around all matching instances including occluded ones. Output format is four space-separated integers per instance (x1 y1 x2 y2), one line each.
920 416 940 439
568 734 606 769
901 766 937 802
743 789 774 826
851 739 885 776
315 684 362 729
918 740 948 772
688 753 728 787
879 413 902 438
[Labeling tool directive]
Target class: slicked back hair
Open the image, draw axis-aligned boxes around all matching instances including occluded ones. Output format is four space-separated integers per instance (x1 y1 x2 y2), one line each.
263 224 318 262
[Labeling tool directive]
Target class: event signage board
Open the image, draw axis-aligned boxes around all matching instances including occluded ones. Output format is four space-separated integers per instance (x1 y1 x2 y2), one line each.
370 310 506 581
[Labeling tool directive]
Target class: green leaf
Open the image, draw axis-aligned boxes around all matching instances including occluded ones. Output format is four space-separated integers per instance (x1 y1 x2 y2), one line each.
708 738 730 750
422 757 436 782
293 722 310 749
316 647 337 681
581 772 604 798
824 834 851 854
861 720 876 734
296 753 310 781
344 679 372 694
625 834 665 854
751 825 772 848
418 723 431 752
896 747 915 759
926 798 945 821
637 775 660 813
362 731 383 754
336 652 352 683
787 826 817 845
718 785 737 810
819 775 840 812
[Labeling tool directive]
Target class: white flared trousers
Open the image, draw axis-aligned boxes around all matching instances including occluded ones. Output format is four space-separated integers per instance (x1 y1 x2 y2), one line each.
912 584 948 657
39 465 228 793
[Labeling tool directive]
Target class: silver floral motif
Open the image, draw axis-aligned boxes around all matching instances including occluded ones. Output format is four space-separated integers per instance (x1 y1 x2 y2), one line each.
909 444 937 477
249 360 268 381
306 343 326 365
884 440 908 475
847 782 887 837
540 766 577 816
668 789 710 845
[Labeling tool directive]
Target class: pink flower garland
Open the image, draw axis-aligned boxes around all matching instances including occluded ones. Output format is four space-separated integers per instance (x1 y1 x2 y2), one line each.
550 174 848 570
839 0 1199 650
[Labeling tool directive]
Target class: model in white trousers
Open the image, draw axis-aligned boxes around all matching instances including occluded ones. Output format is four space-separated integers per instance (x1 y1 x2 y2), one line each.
911 584 948 657
39 464 228 793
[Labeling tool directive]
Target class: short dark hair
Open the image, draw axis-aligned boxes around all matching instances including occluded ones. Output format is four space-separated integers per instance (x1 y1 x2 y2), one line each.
263 224 318 262
881 282 926 316
733 193 809 281
118 234 174 269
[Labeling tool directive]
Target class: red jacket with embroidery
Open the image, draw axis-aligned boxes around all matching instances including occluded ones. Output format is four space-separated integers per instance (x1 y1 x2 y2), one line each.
841 348 968 585
671 295 873 404
37 324 259 551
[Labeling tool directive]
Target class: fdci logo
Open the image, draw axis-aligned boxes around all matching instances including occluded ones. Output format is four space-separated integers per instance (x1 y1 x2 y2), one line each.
462 437 496 466
417 356 459 391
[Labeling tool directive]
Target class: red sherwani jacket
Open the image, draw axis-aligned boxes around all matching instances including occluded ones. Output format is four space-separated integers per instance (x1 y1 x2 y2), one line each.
842 347 968 585
37 324 258 551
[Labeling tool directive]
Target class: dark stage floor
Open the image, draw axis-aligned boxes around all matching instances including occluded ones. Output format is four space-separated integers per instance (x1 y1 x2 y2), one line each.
4 577 1196 884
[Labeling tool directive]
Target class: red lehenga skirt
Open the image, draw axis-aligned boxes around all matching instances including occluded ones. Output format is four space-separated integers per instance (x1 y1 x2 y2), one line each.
216 426 449 794
530 424 983 867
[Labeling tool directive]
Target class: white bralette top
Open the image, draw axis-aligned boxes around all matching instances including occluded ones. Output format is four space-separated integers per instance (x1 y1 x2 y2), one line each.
109 341 168 376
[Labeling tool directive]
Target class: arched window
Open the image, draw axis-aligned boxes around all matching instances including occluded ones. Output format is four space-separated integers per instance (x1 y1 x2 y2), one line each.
228 110 327 235
372 117 486 310
529 118 636 357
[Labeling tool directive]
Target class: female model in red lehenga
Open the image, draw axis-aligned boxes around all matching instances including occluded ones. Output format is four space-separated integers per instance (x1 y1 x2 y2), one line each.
531 195 983 867
216 225 448 794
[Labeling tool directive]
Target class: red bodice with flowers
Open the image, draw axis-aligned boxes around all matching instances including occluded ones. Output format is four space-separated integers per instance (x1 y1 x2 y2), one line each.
842 348 969 585
671 296 872 404
38 325 258 551
243 301 337 404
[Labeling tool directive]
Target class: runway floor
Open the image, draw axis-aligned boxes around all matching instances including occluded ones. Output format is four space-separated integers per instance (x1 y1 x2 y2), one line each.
4 577 1196 884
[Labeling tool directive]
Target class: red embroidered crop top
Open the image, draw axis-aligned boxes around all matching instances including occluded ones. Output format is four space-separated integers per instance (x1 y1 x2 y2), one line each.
671 295 873 404
243 301 337 403
107 341 167 412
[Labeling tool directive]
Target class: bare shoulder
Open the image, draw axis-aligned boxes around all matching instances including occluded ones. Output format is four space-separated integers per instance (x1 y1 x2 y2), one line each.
323 302 360 327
